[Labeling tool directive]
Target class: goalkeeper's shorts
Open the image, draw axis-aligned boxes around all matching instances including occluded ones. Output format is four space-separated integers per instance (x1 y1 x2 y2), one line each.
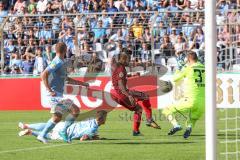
162 97 204 120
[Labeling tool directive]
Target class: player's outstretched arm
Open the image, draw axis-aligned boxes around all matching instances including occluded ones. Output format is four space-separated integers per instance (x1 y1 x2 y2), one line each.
173 67 187 83
80 135 100 141
66 77 89 87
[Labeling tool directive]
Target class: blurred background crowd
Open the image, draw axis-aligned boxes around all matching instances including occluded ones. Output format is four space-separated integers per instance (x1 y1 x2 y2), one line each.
0 0 239 75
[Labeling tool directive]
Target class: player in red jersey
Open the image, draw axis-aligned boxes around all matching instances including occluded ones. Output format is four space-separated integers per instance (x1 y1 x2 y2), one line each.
111 53 161 136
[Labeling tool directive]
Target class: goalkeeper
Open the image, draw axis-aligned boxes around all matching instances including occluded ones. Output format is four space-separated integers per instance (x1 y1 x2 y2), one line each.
162 51 205 139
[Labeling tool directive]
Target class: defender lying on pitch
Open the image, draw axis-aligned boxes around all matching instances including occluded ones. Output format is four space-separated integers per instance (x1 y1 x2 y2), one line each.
18 110 107 141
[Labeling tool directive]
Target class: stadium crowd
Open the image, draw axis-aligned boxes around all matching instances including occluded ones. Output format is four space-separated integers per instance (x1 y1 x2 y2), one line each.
0 0 239 75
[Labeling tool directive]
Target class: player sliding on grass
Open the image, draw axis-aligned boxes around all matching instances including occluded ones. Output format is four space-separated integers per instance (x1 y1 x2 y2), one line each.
18 110 107 142
111 53 161 136
39 42 89 143
162 51 205 139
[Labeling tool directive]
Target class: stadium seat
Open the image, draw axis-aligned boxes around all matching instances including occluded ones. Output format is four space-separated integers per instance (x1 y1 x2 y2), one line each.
167 57 178 72
232 64 240 71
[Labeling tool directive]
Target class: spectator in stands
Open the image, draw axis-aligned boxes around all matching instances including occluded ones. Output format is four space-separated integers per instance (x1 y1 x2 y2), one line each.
74 0 86 13
9 53 22 74
194 17 204 29
62 16 73 30
49 0 61 11
77 26 88 45
0 0 234 74
43 45 55 64
22 55 34 74
174 34 188 68
14 0 26 14
133 0 145 11
33 47 47 75
196 0 204 10
227 7 238 24
44 2 54 14
36 0 48 13
131 18 143 39
10 52 22 68
139 42 151 70
0 2 8 23
182 15 195 38
182 0 195 17
167 0 179 17
92 20 107 43
6 26 16 40
99 10 113 28
107 0 118 12
82 41 93 54
25 38 36 58
236 25 240 42
63 0 75 12
43 25 54 40
142 27 151 43
174 35 187 56
4 0 16 10
217 0 231 15
218 24 231 46
195 27 204 47
139 12 148 25
87 52 103 73
124 12 134 27
59 27 74 57
160 34 174 58
28 0 37 13
71 36 81 57
119 0 130 11
5 39 16 55
73 15 85 28
16 37 25 56
153 21 167 41
169 27 178 45
99 0 108 10
109 29 125 42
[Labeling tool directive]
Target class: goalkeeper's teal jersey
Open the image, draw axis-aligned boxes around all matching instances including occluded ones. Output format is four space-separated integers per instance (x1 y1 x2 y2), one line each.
173 62 205 99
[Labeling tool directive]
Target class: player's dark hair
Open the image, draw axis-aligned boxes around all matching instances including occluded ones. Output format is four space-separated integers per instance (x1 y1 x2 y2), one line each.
187 51 198 62
96 110 108 124
119 53 129 64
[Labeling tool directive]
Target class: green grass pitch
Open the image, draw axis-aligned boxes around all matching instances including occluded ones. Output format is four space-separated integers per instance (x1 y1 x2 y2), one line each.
0 109 235 160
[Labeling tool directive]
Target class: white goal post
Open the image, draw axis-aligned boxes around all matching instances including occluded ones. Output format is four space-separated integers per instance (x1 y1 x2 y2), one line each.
205 0 217 160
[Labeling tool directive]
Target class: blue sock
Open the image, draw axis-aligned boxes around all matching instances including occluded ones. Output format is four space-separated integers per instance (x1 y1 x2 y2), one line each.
62 114 75 133
28 123 47 131
32 131 40 137
32 131 50 139
39 119 56 138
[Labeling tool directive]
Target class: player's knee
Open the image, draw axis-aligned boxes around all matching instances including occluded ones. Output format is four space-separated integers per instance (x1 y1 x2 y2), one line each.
142 99 151 106
162 108 170 117
135 105 143 113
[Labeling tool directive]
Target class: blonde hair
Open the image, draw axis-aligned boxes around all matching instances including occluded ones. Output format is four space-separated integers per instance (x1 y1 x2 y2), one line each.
55 42 67 55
